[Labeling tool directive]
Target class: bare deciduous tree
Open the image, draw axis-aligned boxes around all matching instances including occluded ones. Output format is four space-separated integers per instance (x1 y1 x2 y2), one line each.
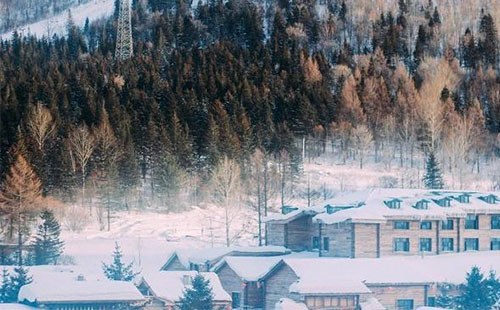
353 124 373 169
211 157 241 247
68 125 95 211
26 102 56 152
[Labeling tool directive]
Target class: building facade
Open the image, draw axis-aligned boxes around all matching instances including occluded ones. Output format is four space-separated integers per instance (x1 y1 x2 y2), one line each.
265 189 500 258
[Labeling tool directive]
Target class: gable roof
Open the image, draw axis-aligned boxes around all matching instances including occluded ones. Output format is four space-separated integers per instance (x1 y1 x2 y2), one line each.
18 278 144 304
161 246 291 270
140 271 231 304
283 259 372 295
213 256 283 282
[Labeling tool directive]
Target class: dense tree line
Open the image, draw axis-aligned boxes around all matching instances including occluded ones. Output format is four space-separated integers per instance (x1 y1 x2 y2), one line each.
2 0 500 217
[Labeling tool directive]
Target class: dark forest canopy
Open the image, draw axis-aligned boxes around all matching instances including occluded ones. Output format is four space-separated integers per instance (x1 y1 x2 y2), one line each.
1 0 500 203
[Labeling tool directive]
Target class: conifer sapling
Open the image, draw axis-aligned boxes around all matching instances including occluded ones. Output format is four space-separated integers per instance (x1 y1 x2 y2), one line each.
102 242 139 281
179 274 214 310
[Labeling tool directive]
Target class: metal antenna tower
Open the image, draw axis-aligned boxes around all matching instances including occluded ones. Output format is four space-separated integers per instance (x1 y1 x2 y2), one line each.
115 0 133 61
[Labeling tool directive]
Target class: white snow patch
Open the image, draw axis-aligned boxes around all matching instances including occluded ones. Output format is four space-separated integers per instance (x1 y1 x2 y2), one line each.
0 0 114 40
216 256 283 281
0 304 37 310
18 278 143 303
275 298 308 310
140 271 230 304
361 297 386 310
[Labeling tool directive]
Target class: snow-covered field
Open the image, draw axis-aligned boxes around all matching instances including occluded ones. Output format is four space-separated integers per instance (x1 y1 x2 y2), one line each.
59 204 258 276
0 0 114 40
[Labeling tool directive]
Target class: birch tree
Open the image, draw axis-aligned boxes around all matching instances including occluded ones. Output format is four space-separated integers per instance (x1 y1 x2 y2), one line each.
68 125 95 211
353 125 373 169
211 157 241 247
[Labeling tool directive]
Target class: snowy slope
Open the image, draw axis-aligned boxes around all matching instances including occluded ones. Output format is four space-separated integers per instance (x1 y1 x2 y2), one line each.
0 0 114 40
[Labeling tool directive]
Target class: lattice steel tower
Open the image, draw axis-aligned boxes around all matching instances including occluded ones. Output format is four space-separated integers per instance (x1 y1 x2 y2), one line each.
115 0 133 61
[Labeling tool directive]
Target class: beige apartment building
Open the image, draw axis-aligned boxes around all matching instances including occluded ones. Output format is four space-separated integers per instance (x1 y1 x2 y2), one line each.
265 189 500 258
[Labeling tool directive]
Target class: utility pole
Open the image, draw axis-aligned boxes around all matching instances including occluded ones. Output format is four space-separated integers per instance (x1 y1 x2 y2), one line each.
115 0 133 61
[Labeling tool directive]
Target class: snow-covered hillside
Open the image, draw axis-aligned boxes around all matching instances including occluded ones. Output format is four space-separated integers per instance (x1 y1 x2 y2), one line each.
59 204 258 275
0 0 114 40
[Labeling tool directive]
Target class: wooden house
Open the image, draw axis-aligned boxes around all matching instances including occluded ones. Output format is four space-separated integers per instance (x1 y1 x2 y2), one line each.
160 246 290 272
18 275 145 310
138 271 231 310
213 257 283 309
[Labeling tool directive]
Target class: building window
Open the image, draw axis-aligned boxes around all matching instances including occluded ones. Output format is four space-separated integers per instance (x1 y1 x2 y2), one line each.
465 238 479 251
442 238 454 252
427 297 436 307
415 200 429 209
491 238 500 250
397 299 414 310
189 263 200 272
385 199 402 209
312 237 320 250
442 219 454 230
492 215 500 230
323 237 330 251
435 198 451 207
420 238 432 252
231 292 241 309
394 221 410 230
480 195 498 204
420 221 432 230
465 214 479 230
394 238 410 252
457 194 470 203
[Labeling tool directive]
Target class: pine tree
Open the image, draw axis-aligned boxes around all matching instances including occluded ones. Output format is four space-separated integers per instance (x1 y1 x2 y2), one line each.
456 267 493 310
436 283 456 309
6 266 32 303
179 274 214 310
479 13 499 68
32 210 64 265
102 242 138 281
485 271 500 307
0 268 10 303
423 150 444 189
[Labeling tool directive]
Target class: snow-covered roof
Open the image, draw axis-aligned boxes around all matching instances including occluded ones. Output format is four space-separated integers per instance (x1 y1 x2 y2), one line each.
0 304 37 310
140 271 231 304
266 188 500 225
275 298 308 310
280 251 500 290
162 246 290 270
18 277 144 304
360 297 386 310
213 256 283 282
263 209 319 224
284 259 372 295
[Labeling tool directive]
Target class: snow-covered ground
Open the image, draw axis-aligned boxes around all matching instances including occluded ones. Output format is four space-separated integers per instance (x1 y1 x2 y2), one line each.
60 204 258 276
0 0 114 40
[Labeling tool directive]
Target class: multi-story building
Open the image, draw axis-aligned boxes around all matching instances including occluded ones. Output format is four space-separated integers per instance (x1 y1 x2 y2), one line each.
215 252 500 310
265 189 500 258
